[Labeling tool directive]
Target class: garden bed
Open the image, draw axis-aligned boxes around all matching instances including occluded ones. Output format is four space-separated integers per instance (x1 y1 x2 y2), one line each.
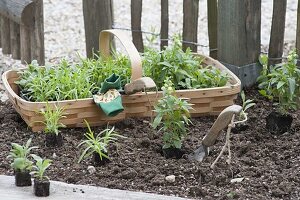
0 87 299 199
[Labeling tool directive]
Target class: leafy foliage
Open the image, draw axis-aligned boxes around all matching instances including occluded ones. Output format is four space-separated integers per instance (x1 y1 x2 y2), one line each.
238 91 256 121
31 155 52 181
257 50 300 114
152 78 193 149
78 120 125 163
38 103 66 135
16 54 131 102
7 138 38 172
143 36 229 89
16 38 229 102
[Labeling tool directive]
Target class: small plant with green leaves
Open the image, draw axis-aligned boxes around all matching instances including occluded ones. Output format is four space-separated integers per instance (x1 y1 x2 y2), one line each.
237 91 256 122
39 103 66 135
16 54 132 102
78 120 124 164
257 50 300 114
31 155 52 197
152 78 193 150
143 35 229 90
7 138 38 172
31 155 52 181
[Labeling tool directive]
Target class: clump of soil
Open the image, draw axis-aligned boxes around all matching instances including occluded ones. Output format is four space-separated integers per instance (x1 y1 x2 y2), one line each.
0 88 299 199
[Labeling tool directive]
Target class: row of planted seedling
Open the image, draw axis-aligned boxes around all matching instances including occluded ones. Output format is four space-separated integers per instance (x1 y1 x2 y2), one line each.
6 78 196 197
7 49 300 197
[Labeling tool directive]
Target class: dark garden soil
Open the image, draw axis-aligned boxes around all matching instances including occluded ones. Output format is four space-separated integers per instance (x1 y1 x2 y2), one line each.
0 87 300 199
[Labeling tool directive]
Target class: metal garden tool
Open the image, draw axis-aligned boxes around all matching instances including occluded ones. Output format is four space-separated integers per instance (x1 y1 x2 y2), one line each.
188 105 242 162
124 77 157 95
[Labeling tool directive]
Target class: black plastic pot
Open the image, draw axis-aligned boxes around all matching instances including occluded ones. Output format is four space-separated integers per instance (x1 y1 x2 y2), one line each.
34 179 50 197
93 152 110 166
266 111 293 134
162 147 184 159
15 170 32 187
45 132 63 147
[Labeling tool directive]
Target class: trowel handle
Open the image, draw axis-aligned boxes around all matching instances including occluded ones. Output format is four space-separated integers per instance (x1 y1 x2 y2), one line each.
202 105 242 147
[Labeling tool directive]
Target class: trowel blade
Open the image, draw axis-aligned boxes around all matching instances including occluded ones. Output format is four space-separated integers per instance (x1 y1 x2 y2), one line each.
188 144 209 162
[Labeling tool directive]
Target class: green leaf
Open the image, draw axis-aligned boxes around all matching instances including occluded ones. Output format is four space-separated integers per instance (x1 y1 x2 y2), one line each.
152 114 162 129
244 102 256 112
173 140 182 149
277 81 285 89
287 77 295 95
259 90 267 96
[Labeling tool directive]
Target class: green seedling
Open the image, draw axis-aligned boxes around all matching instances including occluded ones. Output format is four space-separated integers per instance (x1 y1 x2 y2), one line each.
39 103 66 135
152 78 193 149
257 50 300 114
31 155 52 181
7 138 38 172
143 35 229 90
78 120 125 163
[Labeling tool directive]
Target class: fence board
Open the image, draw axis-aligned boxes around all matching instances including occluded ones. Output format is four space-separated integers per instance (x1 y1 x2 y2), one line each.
1 16 11 54
268 0 287 66
10 21 21 59
29 0 44 65
182 0 199 52
20 25 31 64
160 0 168 50
296 0 300 56
0 0 33 25
218 0 261 66
83 0 113 58
207 0 218 59
131 0 144 52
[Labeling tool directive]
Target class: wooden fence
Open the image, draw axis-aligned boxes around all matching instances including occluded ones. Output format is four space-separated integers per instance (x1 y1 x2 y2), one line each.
83 0 300 87
0 0 44 65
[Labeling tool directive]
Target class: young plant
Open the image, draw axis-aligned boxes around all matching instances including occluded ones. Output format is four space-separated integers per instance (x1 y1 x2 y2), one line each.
143 35 229 90
257 50 300 114
31 155 52 181
39 103 66 135
152 78 193 149
78 120 124 163
237 90 256 121
7 138 38 172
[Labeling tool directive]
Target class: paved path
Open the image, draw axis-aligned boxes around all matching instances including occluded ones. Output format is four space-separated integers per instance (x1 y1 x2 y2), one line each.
0 175 190 200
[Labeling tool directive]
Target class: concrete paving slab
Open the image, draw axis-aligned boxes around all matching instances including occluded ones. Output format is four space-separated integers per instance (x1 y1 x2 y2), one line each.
0 175 191 200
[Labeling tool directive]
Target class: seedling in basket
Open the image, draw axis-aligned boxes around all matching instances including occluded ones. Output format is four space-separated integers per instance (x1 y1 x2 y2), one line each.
7 138 38 187
143 35 229 90
152 78 193 159
38 103 66 147
31 155 52 197
78 120 125 166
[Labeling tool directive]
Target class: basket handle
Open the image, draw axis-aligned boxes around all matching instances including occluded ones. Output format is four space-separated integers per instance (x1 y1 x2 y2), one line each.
99 29 143 81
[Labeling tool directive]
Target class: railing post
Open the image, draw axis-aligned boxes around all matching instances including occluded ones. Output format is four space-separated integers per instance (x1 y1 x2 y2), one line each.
296 0 300 61
1 16 11 54
182 0 199 52
218 0 261 88
83 0 113 58
131 0 144 52
30 0 45 65
160 0 168 50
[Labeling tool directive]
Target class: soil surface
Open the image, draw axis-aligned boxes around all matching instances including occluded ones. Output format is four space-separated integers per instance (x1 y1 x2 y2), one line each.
0 88 299 199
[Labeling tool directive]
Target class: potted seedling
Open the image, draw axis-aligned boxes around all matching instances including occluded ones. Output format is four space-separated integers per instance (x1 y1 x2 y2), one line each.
39 103 66 147
257 51 300 134
7 138 38 186
31 155 52 197
78 120 124 166
152 78 193 159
